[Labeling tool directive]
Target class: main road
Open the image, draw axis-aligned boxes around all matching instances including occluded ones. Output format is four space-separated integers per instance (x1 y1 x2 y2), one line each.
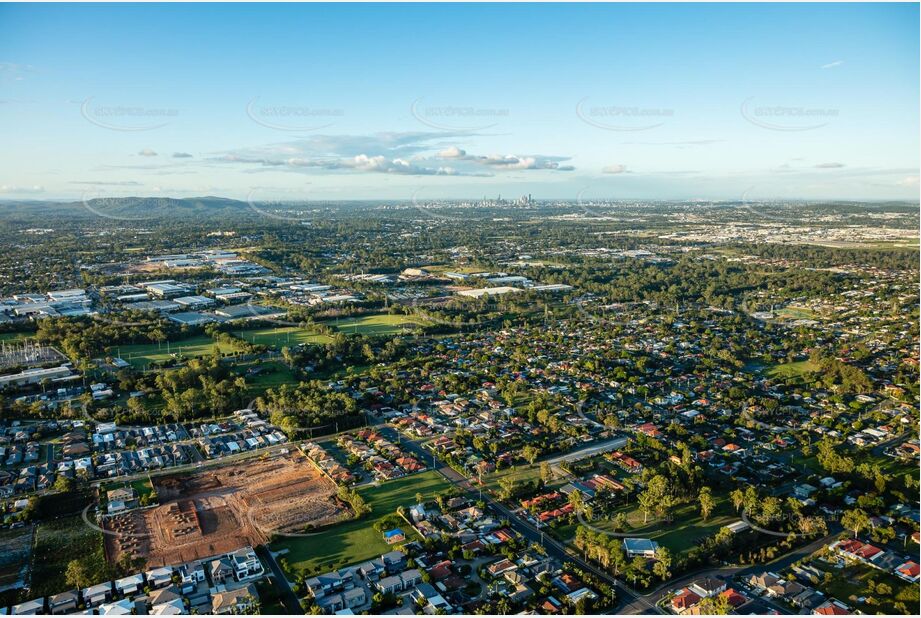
380 427 659 613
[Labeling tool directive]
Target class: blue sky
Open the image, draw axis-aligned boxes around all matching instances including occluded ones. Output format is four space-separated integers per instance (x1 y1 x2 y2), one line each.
1 2 918 201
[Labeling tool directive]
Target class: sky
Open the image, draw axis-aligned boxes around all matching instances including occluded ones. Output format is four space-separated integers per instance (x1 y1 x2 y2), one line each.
0 2 919 202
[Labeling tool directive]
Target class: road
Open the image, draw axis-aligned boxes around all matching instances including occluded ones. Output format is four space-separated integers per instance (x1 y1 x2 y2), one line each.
544 436 629 466
256 545 302 614
615 529 841 614
384 425 851 615
380 427 654 613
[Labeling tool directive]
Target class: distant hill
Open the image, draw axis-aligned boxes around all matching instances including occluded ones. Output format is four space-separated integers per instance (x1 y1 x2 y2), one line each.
0 196 253 220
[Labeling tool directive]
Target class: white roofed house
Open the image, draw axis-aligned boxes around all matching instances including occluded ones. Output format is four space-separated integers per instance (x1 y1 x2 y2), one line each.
150 598 187 615
98 598 134 615
48 590 79 615
230 546 263 580
11 598 45 615
115 572 145 596
146 566 175 589
623 537 659 558
83 582 114 607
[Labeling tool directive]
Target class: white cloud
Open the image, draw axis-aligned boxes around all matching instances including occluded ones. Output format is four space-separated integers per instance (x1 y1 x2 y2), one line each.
0 184 44 194
602 164 628 174
438 146 467 159
217 132 573 176
820 60 844 69
138 148 158 157
814 162 845 169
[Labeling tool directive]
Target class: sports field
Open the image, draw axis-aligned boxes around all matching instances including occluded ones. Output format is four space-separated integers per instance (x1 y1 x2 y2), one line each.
109 335 243 368
330 313 428 336
235 325 333 348
273 470 451 575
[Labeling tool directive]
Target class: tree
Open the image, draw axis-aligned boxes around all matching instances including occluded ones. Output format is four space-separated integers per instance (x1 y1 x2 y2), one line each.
521 445 540 466
53 475 76 493
697 594 731 615
498 476 518 500
652 547 672 580
568 489 584 515
743 485 759 515
730 488 744 512
65 559 91 589
841 508 870 538
638 475 670 523
699 487 715 522
540 461 553 483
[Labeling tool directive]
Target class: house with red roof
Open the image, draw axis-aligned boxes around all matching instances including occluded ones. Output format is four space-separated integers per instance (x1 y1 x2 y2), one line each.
895 560 920 583
813 599 850 615
670 588 701 614
719 588 747 608
832 538 885 565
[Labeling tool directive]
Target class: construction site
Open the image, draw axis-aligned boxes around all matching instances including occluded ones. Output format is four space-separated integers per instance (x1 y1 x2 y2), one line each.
103 453 349 567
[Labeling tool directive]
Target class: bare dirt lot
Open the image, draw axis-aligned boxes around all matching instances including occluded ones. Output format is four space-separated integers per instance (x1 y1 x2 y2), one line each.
104 453 349 566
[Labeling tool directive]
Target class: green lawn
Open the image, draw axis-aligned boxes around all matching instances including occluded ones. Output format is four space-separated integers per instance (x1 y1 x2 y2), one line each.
330 314 428 336
774 306 819 320
108 335 244 368
273 471 452 576
235 326 332 348
240 361 300 393
481 463 543 492
30 515 108 597
580 495 737 555
103 477 155 502
765 360 819 381
820 561 917 614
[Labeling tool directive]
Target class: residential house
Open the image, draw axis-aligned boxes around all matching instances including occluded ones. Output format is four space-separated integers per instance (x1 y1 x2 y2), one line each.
813 599 851 615
83 582 113 607
211 583 258 615
98 598 134 615
230 547 263 580
115 573 145 596
689 577 727 598
146 566 174 589
671 589 702 614
12 599 45 615
48 591 78 615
